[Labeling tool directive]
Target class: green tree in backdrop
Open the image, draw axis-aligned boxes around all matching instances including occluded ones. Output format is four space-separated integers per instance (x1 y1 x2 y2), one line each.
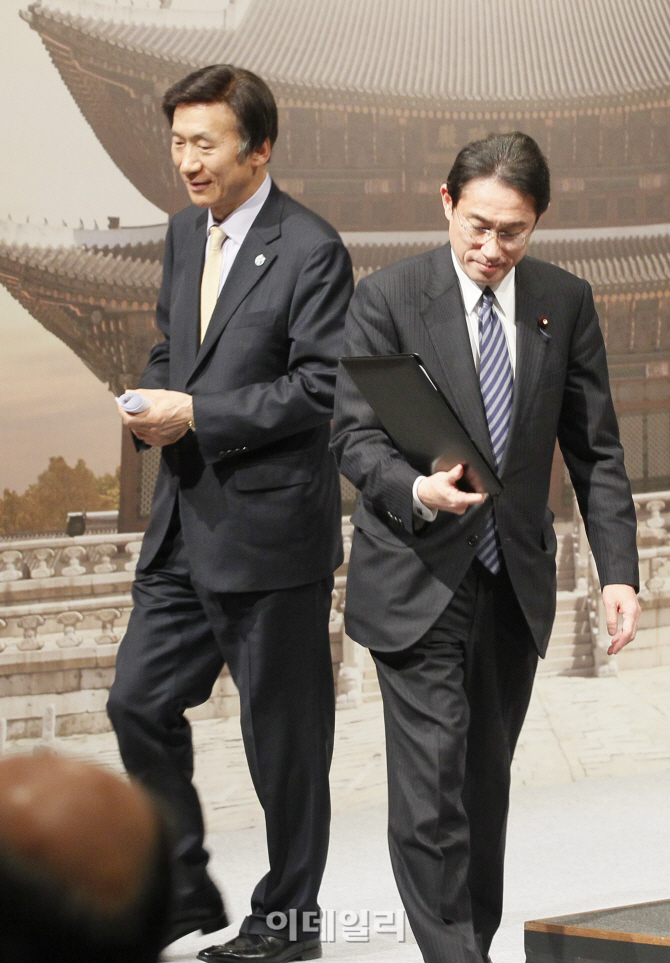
0 457 119 535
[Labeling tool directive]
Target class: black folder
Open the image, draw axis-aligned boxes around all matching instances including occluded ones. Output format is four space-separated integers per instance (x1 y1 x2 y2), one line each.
341 353 502 496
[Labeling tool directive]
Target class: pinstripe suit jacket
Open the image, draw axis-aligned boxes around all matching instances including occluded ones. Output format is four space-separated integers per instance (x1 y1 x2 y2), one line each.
330 243 638 657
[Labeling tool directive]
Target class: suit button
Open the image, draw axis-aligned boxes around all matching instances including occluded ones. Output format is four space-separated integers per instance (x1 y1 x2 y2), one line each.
468 534 479 546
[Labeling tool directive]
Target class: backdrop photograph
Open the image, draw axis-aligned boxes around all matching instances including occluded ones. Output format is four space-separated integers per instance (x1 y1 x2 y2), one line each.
1 2 670 962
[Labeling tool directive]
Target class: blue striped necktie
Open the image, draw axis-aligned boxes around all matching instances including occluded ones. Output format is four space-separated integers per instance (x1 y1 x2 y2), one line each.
476 287 513 574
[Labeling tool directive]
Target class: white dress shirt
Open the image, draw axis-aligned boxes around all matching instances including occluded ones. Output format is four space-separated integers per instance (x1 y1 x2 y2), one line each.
206 173 272 293
412 249 517 521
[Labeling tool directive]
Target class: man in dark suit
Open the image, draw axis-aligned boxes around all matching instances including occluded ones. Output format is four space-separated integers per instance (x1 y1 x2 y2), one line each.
331 132 640 963
108 64 353 963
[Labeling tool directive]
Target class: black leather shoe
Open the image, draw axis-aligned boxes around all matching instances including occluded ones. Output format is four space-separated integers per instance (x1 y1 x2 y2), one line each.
197 933 322 962
162 898 229 948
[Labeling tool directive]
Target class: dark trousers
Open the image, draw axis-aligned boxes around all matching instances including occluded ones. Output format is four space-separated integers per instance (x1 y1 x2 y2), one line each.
107 523 335 939
373 560 538 963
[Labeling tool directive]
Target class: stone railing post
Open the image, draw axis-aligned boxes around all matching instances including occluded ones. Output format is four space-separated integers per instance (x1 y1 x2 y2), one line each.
17 614 45 650
0 550 24 582
635 495 670 550
56 611 83 648
645 556 668 593
124 540 143 572
61 545 87 576
42 704 56 746
92 543 117 574
31 547 56 579
336 632 365 708
333 564 364 708
95 607 122 645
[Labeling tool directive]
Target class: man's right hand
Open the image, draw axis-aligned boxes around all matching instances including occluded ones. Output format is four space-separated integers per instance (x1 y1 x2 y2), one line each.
416 464 487 516
117 388 194 448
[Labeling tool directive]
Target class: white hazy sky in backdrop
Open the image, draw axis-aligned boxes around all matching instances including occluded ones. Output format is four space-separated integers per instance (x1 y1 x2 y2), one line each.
0 0 166 492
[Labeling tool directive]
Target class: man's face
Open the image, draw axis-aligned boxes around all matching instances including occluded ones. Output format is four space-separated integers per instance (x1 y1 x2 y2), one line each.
440 177 538 285
170 101 271 221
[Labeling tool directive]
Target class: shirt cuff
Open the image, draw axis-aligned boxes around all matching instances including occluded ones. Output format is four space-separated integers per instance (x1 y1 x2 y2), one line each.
412 476 438 523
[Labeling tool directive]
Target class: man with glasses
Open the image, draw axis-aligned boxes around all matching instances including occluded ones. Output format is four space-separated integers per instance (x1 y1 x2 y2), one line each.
331 132 640 963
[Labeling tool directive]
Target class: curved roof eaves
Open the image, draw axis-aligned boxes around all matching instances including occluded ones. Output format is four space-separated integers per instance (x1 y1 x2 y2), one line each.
29 0 670 106
0 241 162 290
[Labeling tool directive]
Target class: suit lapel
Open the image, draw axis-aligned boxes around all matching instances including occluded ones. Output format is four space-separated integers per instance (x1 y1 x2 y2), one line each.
420 246 495 466
505 257 551 451
171 210 208 390
186 184 283 385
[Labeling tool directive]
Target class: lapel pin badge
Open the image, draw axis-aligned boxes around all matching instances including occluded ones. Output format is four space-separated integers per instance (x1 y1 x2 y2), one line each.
255 254 266 266
537 317 551 340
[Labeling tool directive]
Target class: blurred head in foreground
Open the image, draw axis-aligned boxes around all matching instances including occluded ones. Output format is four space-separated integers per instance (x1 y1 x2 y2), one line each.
0 753 171 963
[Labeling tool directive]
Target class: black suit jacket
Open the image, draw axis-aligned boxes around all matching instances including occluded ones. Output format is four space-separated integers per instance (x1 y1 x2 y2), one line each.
136 182 354 593
331 244 638 657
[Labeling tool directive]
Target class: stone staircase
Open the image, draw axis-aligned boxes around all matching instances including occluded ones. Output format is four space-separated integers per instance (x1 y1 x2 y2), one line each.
537 524 593 676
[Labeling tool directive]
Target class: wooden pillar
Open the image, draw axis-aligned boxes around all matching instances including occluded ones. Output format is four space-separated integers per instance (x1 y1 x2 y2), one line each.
117 425 147 533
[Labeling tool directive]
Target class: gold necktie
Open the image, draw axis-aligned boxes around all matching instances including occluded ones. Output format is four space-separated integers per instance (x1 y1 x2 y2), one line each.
200 225 226 342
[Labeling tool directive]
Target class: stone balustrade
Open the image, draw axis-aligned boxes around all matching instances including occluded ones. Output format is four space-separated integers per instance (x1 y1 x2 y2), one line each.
2 500 670 742
0 520 358 742
0 523 355 653
568 490 670 671
0 595 131 653
632 490 670 590
0 533 142 602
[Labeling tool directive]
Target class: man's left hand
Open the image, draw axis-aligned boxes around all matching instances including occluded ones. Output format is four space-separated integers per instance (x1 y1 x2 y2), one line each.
601 584 641 654
118 389 194 447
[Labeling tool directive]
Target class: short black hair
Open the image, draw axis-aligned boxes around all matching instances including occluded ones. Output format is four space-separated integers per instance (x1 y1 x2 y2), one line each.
162 64 278 158
447 131 551 218
0 803 172 963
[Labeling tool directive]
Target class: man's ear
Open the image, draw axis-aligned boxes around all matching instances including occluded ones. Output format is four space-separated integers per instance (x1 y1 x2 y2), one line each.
250 138 272 169
440 184 453 222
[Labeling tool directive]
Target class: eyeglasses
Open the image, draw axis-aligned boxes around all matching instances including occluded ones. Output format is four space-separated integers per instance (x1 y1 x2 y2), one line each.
454 208 531 251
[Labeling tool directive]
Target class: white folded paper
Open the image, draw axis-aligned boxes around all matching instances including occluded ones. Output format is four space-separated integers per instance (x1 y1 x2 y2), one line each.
116 391 153 413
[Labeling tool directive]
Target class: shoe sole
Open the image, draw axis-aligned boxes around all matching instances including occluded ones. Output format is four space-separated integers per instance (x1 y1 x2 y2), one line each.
197 943 322 962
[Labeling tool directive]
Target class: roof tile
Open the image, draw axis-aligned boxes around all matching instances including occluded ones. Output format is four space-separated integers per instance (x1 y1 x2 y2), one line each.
28 0 670 107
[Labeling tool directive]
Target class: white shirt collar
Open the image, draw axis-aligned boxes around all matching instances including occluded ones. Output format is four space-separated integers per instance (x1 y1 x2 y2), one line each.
450 247 516 318
207 173 272 243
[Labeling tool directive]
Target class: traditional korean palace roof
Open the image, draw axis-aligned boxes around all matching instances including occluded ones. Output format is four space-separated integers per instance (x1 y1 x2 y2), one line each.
531 224 670 294
22 0 670 112
344 224 670 295
0 220 163 298
3 219 670 303
0 220 164 392
2 217 670 395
